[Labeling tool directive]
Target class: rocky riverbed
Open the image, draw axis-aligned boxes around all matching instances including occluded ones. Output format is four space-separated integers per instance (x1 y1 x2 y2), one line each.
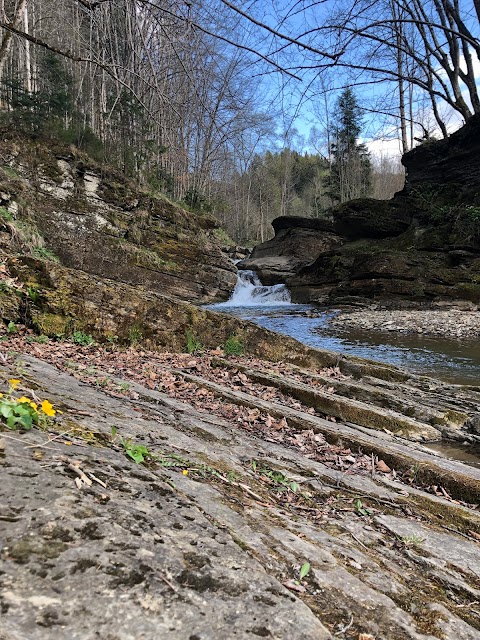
330 308 480 340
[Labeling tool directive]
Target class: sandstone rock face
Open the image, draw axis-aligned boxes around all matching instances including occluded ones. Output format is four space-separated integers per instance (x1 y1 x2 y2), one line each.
243 116 480 306
0 136 236 303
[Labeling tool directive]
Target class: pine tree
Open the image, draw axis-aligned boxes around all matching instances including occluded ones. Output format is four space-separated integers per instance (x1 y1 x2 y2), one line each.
326 88 372 204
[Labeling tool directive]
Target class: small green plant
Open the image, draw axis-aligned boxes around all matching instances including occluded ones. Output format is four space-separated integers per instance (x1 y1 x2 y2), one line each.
185 330 203 354
71 331 95 346
400 534 425 547
407 463 420 483
299 562 311 581
0 378 56 430
120 438 151 464
26 334 49 344
355 499 372 517
32 247 60 262
2 166 19 178
110 426 151 464
26 286 40 303
0 206 13 222
118 382 130 392
0 282 14 293
223 335 244 356
250 460 301 495
6 321 17 334
128 325 143 346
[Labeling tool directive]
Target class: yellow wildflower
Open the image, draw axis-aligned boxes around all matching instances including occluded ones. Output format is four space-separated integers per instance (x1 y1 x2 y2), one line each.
40 400 56 417
182 469 189 476
8 379 21 390
16 397 37 410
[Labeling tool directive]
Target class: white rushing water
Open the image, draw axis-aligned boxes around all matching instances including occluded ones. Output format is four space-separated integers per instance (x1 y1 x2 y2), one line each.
218 270 291 307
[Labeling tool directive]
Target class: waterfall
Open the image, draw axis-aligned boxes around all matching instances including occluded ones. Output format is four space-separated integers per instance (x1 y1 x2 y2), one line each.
219 270 291 307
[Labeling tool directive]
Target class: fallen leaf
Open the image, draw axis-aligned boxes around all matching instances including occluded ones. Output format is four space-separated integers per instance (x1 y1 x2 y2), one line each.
246 409 260 422
282 579 306 594
376 460 391 473
274 417 288 431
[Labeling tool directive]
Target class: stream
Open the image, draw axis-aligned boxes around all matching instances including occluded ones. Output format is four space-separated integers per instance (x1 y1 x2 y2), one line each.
208 270 480 468
210 270 480 386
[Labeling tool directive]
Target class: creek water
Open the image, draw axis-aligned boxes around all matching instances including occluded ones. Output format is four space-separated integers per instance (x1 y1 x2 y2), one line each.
209 271 480 468
211 270 480 386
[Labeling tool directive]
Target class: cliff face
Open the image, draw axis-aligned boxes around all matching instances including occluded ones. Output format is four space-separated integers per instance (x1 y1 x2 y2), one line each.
402 111 480 202
0 134 236 304
240 115 480 307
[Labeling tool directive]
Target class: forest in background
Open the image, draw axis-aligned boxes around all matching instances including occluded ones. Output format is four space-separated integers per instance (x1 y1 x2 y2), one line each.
0 0 478 243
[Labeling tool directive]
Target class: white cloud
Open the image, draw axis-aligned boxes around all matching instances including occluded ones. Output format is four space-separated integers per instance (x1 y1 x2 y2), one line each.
364 137 403 159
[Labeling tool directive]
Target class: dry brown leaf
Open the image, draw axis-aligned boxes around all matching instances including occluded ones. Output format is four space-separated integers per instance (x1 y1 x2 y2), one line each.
264 414 274 428
376 460 391 473
358 634 376 640
282 580 306 594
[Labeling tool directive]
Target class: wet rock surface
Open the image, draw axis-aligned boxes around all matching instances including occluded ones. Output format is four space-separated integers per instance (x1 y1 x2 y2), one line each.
1 352 480 639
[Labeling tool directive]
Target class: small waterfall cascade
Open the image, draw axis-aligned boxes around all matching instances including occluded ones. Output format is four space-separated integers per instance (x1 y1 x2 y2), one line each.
221 270 291 307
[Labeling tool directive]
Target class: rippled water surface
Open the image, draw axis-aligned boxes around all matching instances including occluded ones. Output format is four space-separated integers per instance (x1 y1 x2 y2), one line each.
209 302 480 386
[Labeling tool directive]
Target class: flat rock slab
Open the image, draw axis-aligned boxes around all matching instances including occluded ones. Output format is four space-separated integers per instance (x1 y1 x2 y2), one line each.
1 356 480 639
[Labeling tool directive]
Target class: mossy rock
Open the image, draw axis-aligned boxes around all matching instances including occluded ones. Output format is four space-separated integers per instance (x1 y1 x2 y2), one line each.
0 287 21 323
31 311 73 337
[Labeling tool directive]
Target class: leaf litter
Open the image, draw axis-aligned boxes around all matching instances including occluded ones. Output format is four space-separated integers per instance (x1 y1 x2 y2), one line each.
1 327 477 510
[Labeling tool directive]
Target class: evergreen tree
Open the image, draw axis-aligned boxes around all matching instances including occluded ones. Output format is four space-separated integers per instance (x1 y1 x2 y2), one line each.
326 88 372 204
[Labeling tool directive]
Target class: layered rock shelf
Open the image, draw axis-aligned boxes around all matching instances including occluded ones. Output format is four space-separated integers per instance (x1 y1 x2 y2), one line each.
0 135 236 303
1 345 479 639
